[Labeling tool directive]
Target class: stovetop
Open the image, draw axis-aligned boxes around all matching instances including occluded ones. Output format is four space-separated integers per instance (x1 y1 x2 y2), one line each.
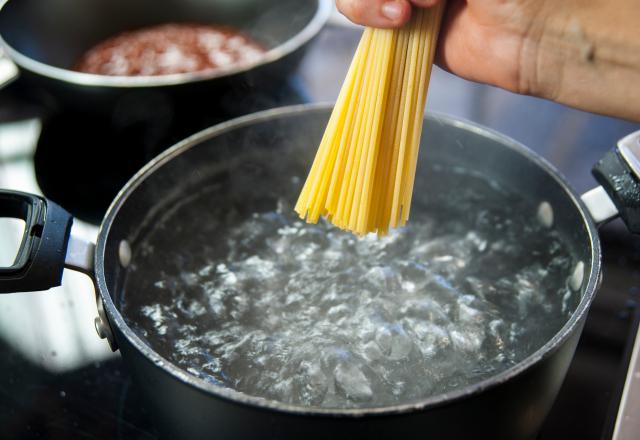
1 22 640 440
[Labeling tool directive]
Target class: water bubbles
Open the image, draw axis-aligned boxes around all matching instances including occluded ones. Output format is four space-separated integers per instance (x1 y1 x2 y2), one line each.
488 319 507 351
409 321 450 358
123 167 576 409
361 341 384 362
449 328 485 353
140 304 174 336
334 361 373 402
176 297 207 319
375 324 413 360
366 266 402 292
206 290 228 320
465 231 488 252
295 360 329 405
216 263 238 285
327 304 351 321
398 261 430 292
458 303 484 326
180 272 199 287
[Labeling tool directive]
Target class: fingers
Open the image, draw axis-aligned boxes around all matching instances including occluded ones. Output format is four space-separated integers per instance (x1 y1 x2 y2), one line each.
409 0 442 7
336 0 412 28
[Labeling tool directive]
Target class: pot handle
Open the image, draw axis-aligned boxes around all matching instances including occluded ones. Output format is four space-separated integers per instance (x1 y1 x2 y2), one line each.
0 190 118 351
592 130 640 233
0 47 19 88
0 190 73 293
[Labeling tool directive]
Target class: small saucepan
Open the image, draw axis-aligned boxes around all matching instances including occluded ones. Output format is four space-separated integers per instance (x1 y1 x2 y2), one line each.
0 104 638 439
0 0 331 115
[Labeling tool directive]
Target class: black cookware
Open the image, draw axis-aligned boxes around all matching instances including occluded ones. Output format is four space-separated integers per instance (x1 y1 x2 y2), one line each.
1 104 639 439
0 0 331 116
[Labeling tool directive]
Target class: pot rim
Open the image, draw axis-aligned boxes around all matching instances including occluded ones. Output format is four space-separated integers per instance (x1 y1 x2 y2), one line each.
0 0 332 88
96 103 602 417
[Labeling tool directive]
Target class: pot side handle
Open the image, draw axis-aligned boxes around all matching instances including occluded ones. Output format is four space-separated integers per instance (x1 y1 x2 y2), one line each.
0 190 73 293
592 130 640 233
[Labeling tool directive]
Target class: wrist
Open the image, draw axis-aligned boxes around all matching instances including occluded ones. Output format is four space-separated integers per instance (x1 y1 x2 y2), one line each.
516 4 563 100
519 1 640 121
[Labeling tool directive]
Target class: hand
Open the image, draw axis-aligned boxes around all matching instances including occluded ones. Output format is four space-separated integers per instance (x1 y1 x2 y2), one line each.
335 0 640 122
336 0 546 95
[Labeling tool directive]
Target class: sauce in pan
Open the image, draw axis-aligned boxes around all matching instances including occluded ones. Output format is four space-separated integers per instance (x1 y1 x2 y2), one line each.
74 23 266 76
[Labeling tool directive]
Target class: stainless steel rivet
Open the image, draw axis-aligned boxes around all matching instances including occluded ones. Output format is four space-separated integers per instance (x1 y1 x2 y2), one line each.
570 261 585 291
95 299 118 351
118 240 132 268
94 317 107 339
537 202 554 228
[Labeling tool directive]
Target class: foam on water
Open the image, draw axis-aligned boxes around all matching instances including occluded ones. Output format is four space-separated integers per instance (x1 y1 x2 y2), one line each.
122 167 578 409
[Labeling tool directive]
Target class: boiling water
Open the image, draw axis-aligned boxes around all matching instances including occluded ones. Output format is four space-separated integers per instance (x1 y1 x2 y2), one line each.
122 167 579 409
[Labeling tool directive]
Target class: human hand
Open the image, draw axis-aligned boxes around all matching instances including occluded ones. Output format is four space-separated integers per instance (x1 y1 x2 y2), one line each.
335 0 546 96
335 0 640 121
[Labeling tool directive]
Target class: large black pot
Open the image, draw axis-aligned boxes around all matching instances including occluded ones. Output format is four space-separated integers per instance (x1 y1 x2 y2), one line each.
0 0 331 116
0 104 638 439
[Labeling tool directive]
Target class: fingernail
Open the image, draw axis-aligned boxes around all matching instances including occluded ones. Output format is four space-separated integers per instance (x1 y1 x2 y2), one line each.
381 1 403 21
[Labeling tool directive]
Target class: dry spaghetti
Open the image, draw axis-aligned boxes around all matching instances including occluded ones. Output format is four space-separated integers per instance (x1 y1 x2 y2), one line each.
295 5 445 236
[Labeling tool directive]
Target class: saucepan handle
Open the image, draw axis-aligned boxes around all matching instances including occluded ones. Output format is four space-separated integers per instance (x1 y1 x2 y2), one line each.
0 190 116 350
0 190 73 293
0 47 19 88
590 130 640 233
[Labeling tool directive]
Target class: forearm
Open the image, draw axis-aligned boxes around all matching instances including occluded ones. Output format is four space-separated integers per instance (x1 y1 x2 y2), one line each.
521 0 640 121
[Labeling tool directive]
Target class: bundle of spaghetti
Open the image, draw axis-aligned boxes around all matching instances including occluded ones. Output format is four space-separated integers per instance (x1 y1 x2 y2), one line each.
295 4 445 236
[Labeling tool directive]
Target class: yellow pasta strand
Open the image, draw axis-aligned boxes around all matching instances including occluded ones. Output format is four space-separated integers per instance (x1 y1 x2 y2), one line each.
295 4 445 236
